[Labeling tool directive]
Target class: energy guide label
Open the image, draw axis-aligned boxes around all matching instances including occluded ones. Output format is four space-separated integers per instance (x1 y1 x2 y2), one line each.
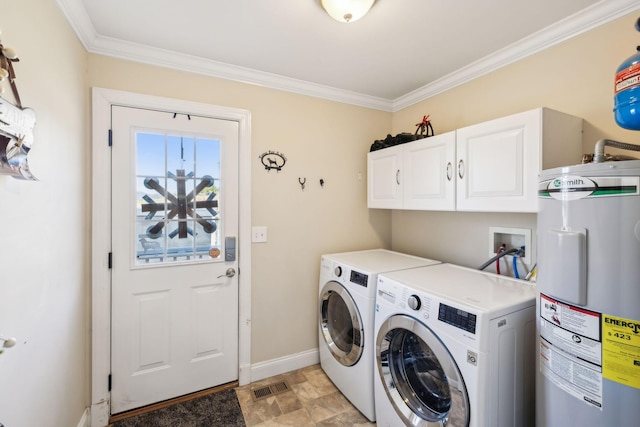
539 294 603 410
602 314 640 390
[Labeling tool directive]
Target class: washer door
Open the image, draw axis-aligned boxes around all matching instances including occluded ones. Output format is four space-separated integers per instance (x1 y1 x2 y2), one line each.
319 281 364 366
377 314 470 427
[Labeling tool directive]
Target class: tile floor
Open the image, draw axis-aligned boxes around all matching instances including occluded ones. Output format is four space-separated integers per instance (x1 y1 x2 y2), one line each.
235 364 376 426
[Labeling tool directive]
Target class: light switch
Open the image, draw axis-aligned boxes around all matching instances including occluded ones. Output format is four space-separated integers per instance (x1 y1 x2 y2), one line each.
252 226 268 243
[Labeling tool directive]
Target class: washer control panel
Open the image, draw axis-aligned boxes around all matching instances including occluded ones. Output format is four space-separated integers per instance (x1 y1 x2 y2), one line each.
438 303 477 334
350 269 369 288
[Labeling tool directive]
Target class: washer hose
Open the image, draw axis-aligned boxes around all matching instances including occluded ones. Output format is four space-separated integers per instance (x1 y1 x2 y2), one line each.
478 248 519 271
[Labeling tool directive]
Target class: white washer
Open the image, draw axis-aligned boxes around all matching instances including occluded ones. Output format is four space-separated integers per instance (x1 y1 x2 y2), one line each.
319 249 440 421
374 263 537 427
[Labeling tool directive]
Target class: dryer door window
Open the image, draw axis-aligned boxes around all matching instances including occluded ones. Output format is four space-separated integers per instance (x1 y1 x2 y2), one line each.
377 314 470 426
319 281 364 366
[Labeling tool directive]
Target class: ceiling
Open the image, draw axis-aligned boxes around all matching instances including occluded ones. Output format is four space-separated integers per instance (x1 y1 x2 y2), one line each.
57 0 640 111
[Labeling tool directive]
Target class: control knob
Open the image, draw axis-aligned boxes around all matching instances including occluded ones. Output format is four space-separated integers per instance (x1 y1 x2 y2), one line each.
407 294 421 311
334 266 342 277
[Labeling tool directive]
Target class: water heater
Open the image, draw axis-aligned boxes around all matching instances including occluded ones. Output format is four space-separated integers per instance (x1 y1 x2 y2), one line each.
536 160 640 426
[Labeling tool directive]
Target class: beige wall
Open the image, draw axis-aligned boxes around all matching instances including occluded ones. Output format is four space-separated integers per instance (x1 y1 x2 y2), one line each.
0 0 89 426
390 12 640 271
2 2 638 426
87 56 392 362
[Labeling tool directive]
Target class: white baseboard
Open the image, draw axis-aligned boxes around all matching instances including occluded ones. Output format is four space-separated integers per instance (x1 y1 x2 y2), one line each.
250 348 319 383
77 408 90 427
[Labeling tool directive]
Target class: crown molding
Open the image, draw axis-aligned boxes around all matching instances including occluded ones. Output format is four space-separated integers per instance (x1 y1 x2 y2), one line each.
392 0 640 112
57 0 640 113
55 0 98 50
89 35 394 111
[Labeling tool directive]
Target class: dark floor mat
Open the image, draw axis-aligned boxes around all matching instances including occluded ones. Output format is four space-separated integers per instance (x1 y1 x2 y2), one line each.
111 388 245 427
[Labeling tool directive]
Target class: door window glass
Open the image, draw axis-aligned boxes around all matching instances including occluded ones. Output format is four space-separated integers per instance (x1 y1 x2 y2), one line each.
326 292 354 353
319 282 364 366
390 331 452 419
135 132 221 265
381 326 469 426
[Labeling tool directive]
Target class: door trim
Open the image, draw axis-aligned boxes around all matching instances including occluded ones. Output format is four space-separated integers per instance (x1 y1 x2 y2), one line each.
90 87 252 427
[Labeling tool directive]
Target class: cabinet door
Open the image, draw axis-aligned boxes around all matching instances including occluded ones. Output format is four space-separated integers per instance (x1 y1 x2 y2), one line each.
456 109 540 212
367 145 403 209
403 131 456 211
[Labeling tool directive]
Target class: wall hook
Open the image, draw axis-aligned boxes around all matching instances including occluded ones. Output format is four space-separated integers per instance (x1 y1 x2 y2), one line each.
298 177 306 190
320 178 325 187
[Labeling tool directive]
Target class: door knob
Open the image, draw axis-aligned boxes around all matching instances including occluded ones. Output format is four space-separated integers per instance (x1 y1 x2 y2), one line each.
217 268 236 279
0 336 17 348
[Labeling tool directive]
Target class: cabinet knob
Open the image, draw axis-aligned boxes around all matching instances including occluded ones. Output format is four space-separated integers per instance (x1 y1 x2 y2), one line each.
458 159 465 179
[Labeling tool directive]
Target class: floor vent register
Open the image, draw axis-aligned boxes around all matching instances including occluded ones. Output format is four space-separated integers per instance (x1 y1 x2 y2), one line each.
251 380 291 401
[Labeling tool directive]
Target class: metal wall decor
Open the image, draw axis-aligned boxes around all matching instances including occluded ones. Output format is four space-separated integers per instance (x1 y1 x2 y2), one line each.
142 170 218 239
259 150 287 171
0 30 37 180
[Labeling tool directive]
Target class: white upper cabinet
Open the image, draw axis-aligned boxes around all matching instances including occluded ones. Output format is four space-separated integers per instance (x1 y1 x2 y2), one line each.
368 132 456 210
367 143 404 209
368 108 583 212
403 132 456 210
455 108 582 212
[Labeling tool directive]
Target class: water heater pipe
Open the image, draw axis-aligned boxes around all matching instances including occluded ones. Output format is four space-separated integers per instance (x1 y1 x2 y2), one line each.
593 138 640 163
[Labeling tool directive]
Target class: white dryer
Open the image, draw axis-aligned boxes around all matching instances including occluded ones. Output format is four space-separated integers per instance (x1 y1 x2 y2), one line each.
374 263 537 427
319 249 440 421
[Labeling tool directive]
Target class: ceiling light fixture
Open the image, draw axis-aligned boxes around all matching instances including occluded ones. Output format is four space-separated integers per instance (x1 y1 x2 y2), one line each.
320 0 376 23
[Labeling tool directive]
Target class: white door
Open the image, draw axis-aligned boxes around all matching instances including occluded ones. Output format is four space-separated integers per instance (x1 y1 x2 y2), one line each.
110 106 239 414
